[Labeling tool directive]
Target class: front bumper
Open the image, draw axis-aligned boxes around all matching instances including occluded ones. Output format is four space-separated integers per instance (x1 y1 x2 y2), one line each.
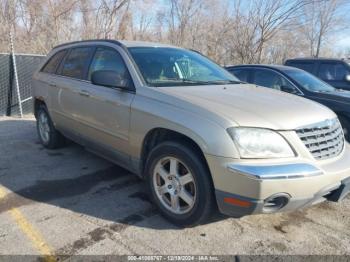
215 176 350 217
206 144 350 217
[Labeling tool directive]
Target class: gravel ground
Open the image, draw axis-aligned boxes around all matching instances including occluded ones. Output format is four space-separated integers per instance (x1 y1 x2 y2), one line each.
0 116 350 259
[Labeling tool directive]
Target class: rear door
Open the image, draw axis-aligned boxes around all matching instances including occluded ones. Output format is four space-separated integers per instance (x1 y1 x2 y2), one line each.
52 46 95 136
317 61 350 90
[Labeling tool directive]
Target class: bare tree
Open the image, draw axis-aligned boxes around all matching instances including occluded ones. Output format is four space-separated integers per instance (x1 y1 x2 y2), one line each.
94 0 129 39
79 0 94 39
0 0 348 64
0 0 18 52
301 0 347 57
167 0 204 46
251 0 309 63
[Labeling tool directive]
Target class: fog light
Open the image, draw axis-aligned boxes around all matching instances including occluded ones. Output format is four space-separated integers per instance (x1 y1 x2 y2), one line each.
263 193 290 213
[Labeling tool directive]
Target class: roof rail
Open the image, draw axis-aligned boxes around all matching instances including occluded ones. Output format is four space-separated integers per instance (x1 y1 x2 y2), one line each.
52 39 124 50
287 57 343 60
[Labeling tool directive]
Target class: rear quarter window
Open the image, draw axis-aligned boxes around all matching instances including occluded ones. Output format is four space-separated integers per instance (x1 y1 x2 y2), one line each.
41 50 67 74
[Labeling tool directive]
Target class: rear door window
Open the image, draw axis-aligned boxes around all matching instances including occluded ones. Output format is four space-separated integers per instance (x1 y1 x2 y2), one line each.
60 47 94 80
41 50 67 74
318 62 349 81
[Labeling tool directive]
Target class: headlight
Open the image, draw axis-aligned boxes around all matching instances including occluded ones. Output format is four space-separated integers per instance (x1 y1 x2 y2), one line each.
227 127 295 159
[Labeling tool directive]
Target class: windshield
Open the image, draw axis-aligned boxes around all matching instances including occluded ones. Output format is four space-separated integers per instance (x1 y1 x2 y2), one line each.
284 69 335 92
128 47 240 87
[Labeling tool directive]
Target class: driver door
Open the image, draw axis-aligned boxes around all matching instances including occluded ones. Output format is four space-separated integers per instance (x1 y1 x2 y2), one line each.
252 68 300 94
77 46 135 165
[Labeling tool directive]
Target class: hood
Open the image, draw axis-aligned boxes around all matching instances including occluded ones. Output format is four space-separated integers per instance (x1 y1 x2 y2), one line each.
158 84 336 130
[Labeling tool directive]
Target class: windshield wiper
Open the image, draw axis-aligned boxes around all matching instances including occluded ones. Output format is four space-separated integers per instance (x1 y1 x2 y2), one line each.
150 78 245 86
180 79 244 85
216 80 245 84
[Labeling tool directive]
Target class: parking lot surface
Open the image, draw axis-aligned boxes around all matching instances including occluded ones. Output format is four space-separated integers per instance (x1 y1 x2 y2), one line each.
0 116 350 258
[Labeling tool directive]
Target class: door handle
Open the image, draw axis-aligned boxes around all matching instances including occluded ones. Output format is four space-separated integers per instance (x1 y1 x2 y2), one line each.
79 90 90 97
49 83 56 87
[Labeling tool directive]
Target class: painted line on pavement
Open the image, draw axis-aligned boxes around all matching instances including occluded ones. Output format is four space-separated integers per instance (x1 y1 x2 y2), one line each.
0 186 56 262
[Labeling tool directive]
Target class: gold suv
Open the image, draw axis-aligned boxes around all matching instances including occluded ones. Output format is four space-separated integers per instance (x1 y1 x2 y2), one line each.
32 40 350 226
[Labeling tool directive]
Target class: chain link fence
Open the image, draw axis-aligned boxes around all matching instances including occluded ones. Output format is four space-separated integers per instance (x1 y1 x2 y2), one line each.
0 53 45 116
0 54 11 116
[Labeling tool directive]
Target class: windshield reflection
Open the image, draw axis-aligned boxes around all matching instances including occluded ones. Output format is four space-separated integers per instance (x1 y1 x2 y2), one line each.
285 70 335 93
128 47 240 87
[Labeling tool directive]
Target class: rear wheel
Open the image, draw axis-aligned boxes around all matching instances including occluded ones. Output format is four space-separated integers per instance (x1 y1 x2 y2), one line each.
145 141 215 226
36 105 65 149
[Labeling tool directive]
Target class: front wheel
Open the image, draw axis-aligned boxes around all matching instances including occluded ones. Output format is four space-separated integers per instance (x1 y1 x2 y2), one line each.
145 141 215 226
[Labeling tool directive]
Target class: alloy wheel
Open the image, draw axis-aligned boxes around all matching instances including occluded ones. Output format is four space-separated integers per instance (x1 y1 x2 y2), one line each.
153 157 197 215
38 111 50 144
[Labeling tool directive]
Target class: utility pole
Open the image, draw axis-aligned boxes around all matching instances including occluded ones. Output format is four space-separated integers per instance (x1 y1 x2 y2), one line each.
9 29 23 118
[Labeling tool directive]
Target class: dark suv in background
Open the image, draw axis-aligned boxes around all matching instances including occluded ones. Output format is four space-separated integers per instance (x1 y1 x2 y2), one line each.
285 58 350 90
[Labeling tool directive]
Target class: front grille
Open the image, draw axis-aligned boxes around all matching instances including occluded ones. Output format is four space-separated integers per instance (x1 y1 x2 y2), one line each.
296 118 344 160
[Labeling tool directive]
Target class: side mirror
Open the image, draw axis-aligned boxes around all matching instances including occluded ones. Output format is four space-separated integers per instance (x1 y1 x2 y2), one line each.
280 85 298 94
91 70 133 91
345 74 350 82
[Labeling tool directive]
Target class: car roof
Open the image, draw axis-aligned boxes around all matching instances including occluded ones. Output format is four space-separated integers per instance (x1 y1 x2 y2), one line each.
53 39 178 50
226 64 301 72
119 40 177 48
285 57 345 62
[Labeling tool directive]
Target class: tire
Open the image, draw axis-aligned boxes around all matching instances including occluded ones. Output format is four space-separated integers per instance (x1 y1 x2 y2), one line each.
339 116 350 142
145 141 215 226
36 105 65 149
